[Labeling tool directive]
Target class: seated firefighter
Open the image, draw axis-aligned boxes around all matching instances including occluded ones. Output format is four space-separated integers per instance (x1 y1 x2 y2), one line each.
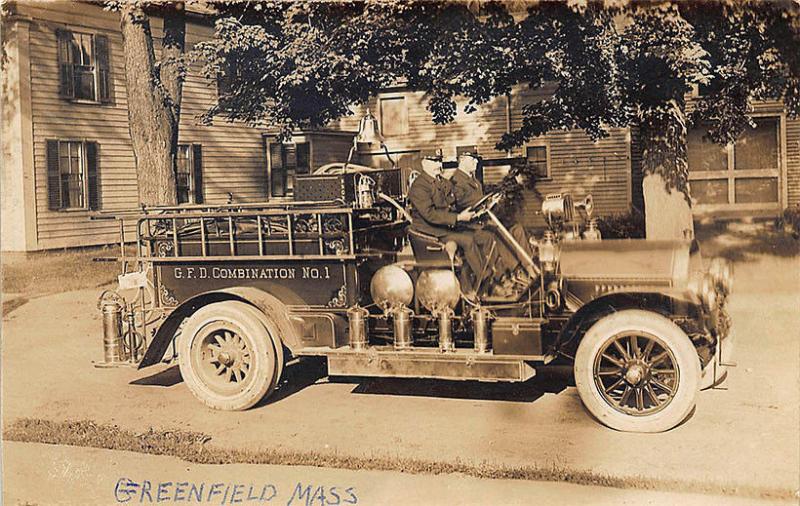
451 152 534 296
407 156 486 296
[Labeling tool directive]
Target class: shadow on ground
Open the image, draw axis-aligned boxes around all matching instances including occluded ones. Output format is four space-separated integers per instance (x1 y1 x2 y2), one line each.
130 358 573 406
695 220 800 263
344 364 572 403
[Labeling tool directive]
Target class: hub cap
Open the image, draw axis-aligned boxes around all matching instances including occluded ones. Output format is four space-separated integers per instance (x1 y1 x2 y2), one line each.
593 332 680 416
190 321 253 395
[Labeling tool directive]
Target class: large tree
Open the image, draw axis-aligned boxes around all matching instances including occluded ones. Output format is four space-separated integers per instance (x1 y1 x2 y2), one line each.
113 1 187 207
196 1 799 236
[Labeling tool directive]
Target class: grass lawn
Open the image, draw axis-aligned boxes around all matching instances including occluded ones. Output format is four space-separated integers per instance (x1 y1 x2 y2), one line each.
1 246 123 299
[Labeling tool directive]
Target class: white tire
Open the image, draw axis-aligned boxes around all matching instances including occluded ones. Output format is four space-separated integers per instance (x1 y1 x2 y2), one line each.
574 310 700 433
178 301 281 411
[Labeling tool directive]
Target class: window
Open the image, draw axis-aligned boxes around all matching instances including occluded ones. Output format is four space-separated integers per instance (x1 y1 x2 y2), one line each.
56 29 112 103
268 142 310 197
379 96 408 137
46 140 99 210
525 145 550 178
216 58 238 111
176 144 204 204
688 117 781 207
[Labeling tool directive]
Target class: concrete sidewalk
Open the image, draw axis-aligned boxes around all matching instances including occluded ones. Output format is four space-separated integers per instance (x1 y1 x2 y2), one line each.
2 254 799 499
2 441 793 506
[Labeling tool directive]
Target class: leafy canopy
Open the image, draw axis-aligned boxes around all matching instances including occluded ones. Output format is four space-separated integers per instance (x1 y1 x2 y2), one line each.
194 1 799 181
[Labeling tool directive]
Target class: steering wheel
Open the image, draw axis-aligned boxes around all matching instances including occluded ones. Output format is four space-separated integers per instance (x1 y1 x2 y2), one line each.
466 190 503 218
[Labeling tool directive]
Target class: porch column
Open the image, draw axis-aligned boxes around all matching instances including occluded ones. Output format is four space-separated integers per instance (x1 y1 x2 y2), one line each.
1 16 38 251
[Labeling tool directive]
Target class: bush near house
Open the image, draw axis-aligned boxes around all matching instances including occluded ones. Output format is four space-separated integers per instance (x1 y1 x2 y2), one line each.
596 210 646 239
779 205 800 239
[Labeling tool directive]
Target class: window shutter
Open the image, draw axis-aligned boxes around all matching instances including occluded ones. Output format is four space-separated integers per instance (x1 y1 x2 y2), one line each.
46 140 62 210
86 142 100 210
95 34 112 103
56 29 74 99
269 142 285 197
296 142 311 175
192 144 204 204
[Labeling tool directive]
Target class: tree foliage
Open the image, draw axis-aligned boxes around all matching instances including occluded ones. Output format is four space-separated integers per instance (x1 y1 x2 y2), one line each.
195 0 800 198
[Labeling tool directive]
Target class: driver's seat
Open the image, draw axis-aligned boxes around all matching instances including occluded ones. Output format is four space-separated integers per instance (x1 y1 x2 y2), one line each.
406 227 461 268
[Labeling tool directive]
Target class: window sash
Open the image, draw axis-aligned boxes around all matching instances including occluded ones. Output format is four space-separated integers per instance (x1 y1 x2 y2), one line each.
270 142 310 197
525 146 549 178
57 141 87 209
176 144 194 204
60 30 104 102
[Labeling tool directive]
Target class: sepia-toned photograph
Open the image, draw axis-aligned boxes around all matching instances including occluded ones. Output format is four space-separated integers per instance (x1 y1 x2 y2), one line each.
1 0 798 504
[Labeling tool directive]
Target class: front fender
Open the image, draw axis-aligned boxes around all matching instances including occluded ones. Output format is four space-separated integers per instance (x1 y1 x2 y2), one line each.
555 290 701 358
138 287 301 369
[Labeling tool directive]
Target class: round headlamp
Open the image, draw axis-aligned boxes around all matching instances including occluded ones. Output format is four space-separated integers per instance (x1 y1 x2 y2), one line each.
708 258 733 295
700 275 718 312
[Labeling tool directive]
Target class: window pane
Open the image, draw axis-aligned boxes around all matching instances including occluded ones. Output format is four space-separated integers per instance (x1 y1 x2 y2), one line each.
734 178 778 203
526 146 548 177
69 35 81 65
75 70 95 100
271 166 286 197
734 118 778 171
176 145 191 204
283 144 297 169
687 128 727 172
691 179 729 205
380 97 407 137
296 143 310 174
80 33 93 65
176 145 190 174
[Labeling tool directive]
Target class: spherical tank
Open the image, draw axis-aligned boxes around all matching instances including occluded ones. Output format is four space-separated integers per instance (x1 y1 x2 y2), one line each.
416 269 461 313
370 265 414 310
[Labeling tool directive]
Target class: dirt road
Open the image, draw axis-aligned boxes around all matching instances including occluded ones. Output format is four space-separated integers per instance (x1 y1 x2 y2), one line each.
2 441 791 506
2 253 799 499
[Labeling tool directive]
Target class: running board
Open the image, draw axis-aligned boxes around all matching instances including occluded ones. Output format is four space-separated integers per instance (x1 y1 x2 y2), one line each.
327 348 536 382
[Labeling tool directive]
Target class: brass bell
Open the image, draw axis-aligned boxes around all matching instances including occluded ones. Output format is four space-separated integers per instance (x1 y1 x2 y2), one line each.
355 109 385 146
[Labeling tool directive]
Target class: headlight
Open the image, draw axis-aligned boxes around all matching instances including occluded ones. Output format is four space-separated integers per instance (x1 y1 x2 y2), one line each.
700 275 718 312
708 258 733 295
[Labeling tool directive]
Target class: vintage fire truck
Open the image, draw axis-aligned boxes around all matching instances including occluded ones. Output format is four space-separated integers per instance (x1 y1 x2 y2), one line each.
98 130 733 434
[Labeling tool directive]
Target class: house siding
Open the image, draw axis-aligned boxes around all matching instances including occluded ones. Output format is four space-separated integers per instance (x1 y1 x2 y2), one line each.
18 2 272 250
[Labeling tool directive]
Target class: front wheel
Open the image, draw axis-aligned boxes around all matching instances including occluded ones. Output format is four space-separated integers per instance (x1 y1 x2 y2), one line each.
178 301 282 411
574 310 700 433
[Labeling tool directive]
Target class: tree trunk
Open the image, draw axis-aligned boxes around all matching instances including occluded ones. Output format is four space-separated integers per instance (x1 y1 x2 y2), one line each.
120 5 177 207
160 2 185 161
640 105 695 241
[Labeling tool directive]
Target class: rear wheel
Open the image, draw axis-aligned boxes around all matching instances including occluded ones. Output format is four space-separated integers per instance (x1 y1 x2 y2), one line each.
574 310 700 433
178 301 281 410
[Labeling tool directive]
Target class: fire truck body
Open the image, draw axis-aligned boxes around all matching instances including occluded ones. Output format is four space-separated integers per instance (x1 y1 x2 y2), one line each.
101 162 733 433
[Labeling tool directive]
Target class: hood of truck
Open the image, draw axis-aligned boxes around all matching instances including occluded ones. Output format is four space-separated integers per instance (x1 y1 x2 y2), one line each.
559 239 694 289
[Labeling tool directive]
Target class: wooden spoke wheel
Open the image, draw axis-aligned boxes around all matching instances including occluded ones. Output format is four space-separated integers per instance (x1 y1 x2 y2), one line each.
574 310 700 433
178 301 282 411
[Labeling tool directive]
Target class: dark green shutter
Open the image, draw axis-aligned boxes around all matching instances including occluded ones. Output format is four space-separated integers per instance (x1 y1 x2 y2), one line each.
46 140 62 210
192 144 203 204
86 142 100 210
56 29 74 99
95 34 112 103
269 142 285 197
297 142 310 175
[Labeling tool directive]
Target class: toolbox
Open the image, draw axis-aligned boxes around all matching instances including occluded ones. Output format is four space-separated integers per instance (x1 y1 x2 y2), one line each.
491 317 544 356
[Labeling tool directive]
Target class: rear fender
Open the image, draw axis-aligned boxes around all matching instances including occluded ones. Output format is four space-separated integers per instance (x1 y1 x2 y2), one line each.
555 291 701 358
138 287 301 369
